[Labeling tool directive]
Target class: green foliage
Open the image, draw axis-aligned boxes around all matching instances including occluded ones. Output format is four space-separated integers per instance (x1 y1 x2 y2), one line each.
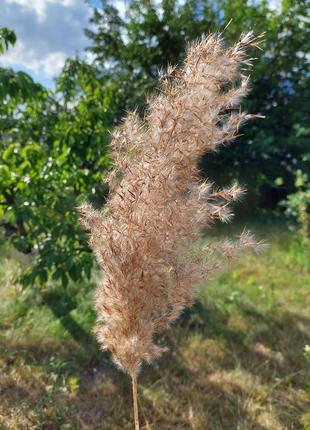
0 42 116 286
281 167 310 241
0 68 43 100
0 1 309 286
0 28 42 100
86 0 310 209
85 0 222 110
0 27 16 53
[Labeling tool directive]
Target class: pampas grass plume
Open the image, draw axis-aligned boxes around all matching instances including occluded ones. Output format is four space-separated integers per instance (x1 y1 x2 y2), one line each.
79 32 265 421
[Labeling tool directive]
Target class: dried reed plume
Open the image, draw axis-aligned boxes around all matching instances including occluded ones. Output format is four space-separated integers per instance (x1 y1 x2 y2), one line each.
79 31 264 377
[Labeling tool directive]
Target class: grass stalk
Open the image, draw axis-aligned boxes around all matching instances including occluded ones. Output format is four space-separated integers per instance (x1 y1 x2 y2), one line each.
131 373 140 430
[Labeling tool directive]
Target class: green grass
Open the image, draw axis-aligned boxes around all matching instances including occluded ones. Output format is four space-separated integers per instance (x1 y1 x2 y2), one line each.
0 224 309 429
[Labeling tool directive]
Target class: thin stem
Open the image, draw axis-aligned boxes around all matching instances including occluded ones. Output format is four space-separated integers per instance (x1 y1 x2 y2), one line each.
131 373 140 430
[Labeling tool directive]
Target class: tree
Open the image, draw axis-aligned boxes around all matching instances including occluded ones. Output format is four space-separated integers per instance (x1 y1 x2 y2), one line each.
0 32 117 286
0 28 43 100
86 0 310 210
85 0 221 111
1 0 309 287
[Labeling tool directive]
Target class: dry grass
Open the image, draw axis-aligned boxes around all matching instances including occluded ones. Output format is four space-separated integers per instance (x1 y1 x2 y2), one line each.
0 228 309 429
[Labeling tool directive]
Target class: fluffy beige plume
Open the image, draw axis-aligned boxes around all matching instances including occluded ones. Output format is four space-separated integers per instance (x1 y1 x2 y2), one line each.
79 32 264 375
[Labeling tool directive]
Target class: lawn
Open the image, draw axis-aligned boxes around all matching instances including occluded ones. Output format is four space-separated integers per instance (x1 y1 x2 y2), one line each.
0 223 309 429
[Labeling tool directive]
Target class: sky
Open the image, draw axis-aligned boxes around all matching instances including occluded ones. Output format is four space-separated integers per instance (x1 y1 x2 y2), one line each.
0 0 127 88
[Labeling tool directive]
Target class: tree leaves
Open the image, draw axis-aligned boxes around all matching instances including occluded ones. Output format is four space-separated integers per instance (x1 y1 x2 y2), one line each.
0 27 16 53
0 0 309 286
0 40 112 287
86 0 310 210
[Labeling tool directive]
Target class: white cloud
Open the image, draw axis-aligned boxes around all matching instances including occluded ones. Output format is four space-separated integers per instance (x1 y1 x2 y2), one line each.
5 0 76 21
0 39 67 76
0 0 92 83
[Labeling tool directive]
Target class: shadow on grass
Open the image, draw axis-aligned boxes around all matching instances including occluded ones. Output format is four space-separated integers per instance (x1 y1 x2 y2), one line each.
138 300 310 429
1 299 309 429
42 289 95 351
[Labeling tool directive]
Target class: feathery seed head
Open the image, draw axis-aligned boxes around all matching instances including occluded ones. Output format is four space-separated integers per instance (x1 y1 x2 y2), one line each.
79 32 264 374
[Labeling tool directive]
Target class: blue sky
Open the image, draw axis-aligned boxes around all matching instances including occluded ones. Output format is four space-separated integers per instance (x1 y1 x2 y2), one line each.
0 0 127 88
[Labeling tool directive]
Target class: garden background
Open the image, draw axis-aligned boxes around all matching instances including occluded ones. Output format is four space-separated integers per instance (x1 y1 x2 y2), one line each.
0 0 309 428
